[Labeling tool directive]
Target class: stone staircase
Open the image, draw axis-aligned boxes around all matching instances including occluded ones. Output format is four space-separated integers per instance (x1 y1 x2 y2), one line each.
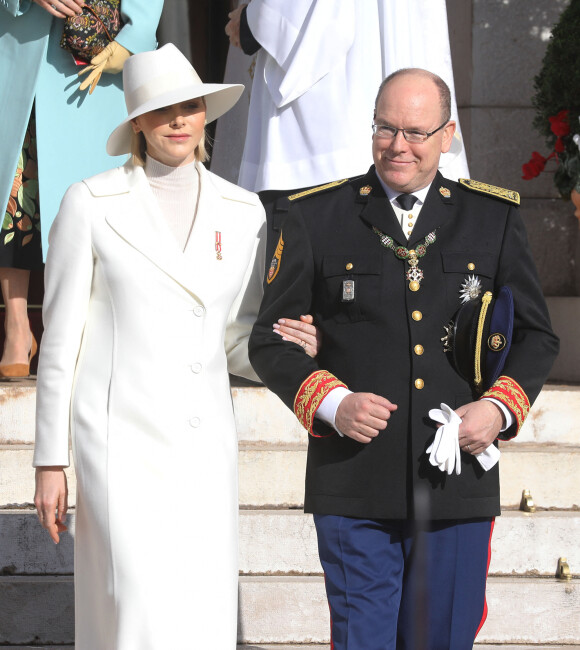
1 381 579 648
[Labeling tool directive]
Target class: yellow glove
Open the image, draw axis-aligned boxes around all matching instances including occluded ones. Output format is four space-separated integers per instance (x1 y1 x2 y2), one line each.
78 41 131 95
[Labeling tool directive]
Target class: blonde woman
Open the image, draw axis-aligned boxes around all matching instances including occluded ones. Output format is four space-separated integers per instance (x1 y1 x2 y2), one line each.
33 44 317 650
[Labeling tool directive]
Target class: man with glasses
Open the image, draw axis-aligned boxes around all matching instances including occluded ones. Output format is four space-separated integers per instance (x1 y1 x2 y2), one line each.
249 68 558 649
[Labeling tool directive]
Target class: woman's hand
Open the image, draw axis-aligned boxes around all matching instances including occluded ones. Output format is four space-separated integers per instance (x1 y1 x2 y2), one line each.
33 0 84 18
225 3 247 48
273 314 321 358
78 41 131 94
34 467 69 544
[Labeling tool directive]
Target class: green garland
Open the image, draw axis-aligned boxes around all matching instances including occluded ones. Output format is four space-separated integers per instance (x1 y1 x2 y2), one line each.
531 0 580 198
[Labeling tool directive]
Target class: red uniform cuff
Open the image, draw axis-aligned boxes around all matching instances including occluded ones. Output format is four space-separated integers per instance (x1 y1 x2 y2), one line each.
481 375 530 436
294 370 348 436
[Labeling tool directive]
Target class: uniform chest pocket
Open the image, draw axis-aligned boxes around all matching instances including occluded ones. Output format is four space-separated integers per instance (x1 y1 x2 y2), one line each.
320 253 382 324
441 251 497 309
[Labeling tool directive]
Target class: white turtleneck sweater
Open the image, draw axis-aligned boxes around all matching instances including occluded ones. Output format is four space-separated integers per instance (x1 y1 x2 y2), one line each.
145 155 200 251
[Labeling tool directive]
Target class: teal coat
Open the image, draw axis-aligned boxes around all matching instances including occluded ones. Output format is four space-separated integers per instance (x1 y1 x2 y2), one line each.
0 0 163 258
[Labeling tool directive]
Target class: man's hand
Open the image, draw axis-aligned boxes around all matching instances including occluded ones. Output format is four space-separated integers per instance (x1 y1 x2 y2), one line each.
274 314 321 358
225 4 247 48
335 393 397 444
34 467 69 544
455 400 504 455
78 41 131 94
33 0 84 18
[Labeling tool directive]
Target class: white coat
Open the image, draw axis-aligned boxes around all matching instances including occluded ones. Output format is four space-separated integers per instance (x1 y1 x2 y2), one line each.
34 160 266 650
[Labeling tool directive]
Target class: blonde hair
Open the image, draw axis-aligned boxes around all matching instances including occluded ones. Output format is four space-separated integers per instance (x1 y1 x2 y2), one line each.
130 97 210 166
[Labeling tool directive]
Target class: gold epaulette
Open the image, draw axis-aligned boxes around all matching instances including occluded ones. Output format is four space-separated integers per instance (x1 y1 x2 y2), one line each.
459 178 520 206
288 178 349 201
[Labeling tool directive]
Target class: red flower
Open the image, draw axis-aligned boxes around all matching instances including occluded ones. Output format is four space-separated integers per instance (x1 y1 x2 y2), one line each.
554 136 566 153
549 110 570 137
522 151 547 180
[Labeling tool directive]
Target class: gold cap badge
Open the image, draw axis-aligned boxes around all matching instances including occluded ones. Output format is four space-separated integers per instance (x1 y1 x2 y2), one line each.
488 332 507 352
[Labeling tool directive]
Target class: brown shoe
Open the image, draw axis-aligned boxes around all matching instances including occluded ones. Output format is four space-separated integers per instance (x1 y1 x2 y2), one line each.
0 334 37 380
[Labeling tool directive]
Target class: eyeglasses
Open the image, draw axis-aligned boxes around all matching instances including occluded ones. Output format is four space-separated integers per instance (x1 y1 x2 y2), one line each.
372 120 448 143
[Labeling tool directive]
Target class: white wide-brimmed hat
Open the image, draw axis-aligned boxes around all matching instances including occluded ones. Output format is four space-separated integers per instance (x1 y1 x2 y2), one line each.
107 43 244 156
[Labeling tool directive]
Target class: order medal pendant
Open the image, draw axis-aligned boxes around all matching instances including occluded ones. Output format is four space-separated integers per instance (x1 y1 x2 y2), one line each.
406 251 424 290
407 266 423 290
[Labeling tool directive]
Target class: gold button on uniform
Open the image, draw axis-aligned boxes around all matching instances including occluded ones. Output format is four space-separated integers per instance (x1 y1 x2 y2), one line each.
409 281 420 292
414 345 424 355
414 378 424 389
468 262 475 271
412 310 422 321
346 262 353 271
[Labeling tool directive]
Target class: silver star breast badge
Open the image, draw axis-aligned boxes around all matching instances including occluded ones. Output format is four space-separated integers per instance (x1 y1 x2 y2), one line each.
459 274 482 303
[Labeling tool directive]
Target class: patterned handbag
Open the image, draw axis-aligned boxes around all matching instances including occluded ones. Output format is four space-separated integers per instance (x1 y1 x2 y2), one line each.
60 0 123 64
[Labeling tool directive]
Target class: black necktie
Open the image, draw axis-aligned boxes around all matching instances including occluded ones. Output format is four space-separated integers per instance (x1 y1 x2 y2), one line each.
396 193 418 211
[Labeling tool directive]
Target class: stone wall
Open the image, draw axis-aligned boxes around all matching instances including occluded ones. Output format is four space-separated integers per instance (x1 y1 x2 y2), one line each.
447 0 577 296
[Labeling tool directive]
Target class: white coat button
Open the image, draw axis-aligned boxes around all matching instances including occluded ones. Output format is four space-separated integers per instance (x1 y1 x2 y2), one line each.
193 305 205 317
189 417 201 428
191 363 202 373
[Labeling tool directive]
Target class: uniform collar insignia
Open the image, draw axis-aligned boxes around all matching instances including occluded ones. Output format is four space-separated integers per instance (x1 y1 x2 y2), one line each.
267 232 284 284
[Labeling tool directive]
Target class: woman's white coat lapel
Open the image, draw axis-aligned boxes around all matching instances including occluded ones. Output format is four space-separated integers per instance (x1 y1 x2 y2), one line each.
95 161 222 306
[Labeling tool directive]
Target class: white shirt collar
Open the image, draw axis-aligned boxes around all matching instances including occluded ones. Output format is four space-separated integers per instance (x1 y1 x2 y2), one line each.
374 170 431 208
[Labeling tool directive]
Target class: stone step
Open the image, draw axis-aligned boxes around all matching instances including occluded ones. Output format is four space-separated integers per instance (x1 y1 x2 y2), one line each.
240 509 579 578
497 443 580 510
3 443 579 510
0 447 77 507
2 647 578 650
0 380 36 445
3 510 578 578
2 384 579 446
1 576 578 645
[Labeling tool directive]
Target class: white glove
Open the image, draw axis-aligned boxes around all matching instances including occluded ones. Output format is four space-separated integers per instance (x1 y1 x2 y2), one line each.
427 403 501 475
427 403 462 475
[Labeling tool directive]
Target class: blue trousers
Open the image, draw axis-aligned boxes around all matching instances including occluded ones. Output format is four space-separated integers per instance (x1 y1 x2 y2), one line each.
313 515 494 650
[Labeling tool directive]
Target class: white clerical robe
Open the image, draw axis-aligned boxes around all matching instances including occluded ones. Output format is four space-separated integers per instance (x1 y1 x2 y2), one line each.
212 0 469 191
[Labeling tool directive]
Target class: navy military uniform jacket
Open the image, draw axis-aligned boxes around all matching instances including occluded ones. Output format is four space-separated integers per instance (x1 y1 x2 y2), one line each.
249 167 559 521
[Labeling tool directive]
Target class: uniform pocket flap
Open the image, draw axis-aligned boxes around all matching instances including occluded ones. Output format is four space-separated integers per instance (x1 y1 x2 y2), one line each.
322 253 382 278
441 251 496 278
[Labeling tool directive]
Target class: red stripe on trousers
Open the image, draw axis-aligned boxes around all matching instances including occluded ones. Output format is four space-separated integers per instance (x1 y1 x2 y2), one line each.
475 517 495 638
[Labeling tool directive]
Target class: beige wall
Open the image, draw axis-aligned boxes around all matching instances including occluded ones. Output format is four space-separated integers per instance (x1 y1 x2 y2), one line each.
447 0 577 297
